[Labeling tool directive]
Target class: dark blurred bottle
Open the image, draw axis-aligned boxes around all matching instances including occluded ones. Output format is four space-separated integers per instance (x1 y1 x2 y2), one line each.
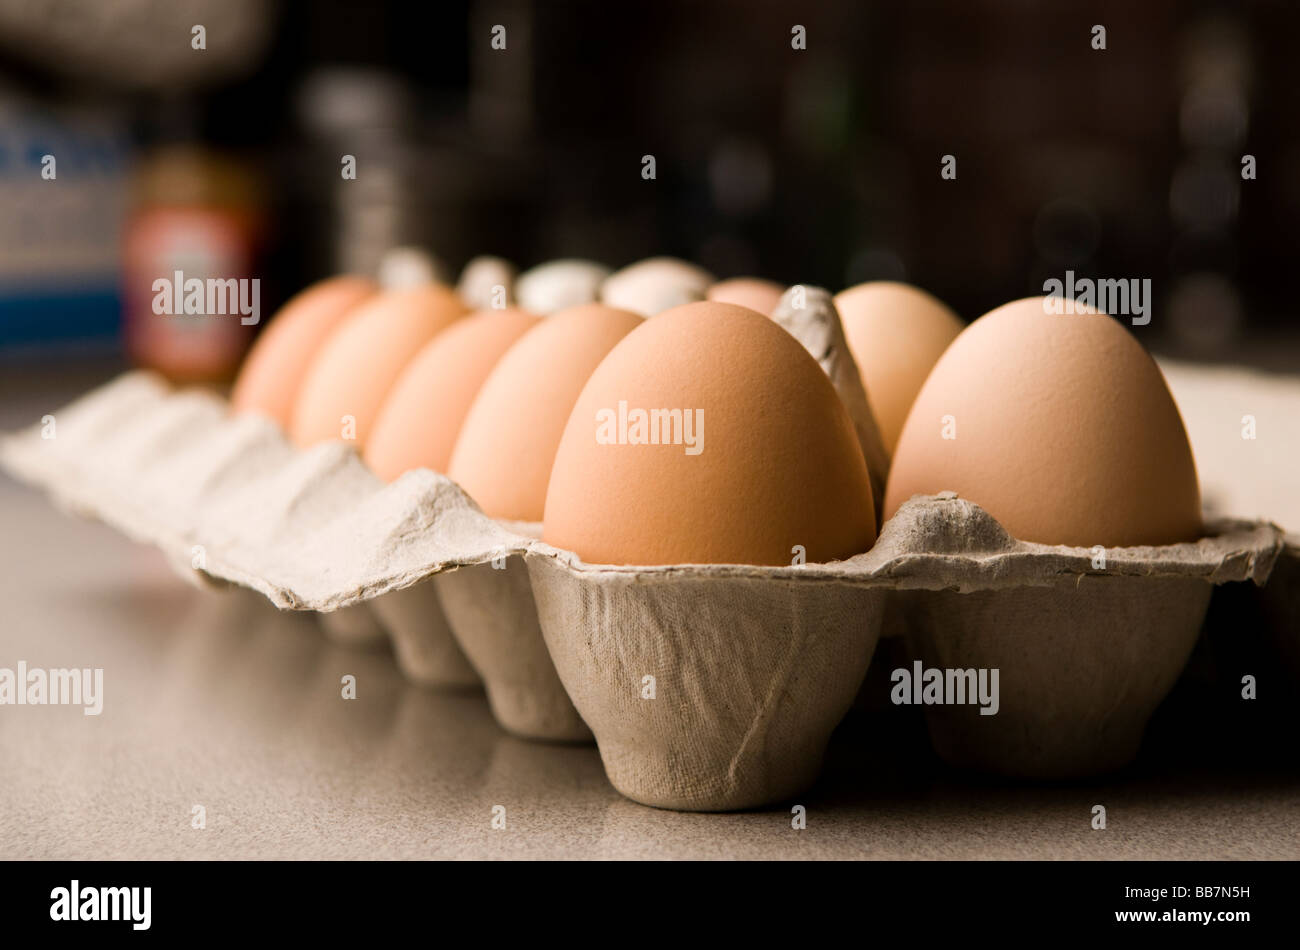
282 67 512 286
123 130 263 384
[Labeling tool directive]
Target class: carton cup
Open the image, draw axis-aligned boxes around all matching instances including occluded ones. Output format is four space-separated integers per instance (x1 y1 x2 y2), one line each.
876 494 1281 779
188 450 486 687
527 553 886 811
435 555 592 742
317 603 391 650
897 580 1210 777
368 578 481 688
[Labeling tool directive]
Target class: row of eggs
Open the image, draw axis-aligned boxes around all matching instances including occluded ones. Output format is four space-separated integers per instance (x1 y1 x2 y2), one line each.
230 256 1203 568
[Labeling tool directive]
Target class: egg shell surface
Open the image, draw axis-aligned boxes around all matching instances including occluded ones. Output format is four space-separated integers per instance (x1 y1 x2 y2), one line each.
364 308 540 481
288 283 467 448
707 277 785 315
883 296 1201 547
448 304 644 522
835 281 964 455
544 301 877 566
231 275 378 427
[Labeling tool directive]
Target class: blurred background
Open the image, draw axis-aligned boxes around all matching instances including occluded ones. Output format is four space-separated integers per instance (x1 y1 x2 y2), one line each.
0 0 1296 381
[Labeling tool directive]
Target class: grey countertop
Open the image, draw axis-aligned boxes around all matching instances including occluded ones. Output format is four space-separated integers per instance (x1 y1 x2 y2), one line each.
1 361 1296 860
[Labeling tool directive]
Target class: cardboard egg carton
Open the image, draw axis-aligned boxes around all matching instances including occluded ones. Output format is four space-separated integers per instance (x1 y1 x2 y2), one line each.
0 361 1283 810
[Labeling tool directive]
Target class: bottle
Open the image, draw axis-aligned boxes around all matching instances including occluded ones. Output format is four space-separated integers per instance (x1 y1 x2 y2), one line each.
122 136 262 384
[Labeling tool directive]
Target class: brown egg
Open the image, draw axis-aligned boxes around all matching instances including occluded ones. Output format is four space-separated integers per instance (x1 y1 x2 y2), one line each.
834 281 964 455
288 284 467 448
544 302 877 565
706 277 785 315
230 275 377 427
448 304 644 522
364 308 540 481
883 296 1201 547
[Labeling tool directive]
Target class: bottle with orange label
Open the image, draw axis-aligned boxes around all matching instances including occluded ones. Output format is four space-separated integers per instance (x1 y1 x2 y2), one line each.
123 143 263 384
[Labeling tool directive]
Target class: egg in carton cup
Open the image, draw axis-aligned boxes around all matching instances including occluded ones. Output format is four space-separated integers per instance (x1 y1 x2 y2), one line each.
0 272 1288 810
874 297 1292 777
370 252 606 688
430 281 889 747
429 258 730 743
428 303 642 743
397 257 627 733
231 248 530 673
408 263 796 745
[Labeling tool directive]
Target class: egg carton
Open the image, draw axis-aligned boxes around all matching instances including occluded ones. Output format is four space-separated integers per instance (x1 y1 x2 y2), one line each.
0 368 1283 810
0 371 485 685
